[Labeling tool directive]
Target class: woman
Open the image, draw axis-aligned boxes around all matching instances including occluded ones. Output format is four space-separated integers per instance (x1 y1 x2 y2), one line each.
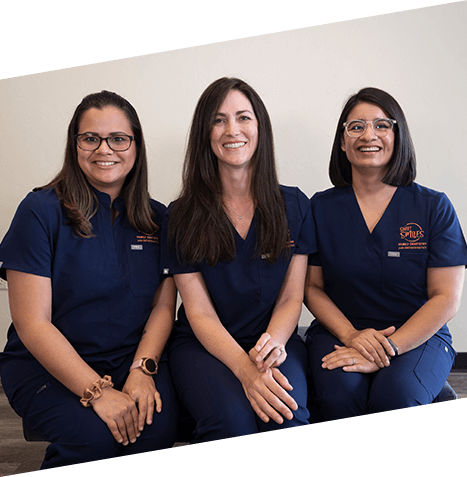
0 91 178 468
305 87 467 421
161 77 315 442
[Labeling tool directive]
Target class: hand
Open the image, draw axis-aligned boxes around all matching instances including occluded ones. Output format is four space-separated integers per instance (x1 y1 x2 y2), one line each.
240 361 297 424
249 333 287 372
322 345 381 374
122 369 162 433
342 326 396 368
90 387 140 445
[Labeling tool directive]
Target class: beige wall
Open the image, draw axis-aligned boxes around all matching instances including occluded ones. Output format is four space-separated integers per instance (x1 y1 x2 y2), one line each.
1 2 466 351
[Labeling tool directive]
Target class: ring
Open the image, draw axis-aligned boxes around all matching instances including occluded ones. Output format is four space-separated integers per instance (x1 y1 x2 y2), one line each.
352 358 355 365
278 346 285 355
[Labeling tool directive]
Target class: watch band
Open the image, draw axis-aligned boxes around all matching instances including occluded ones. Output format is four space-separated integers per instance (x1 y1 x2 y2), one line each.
130 357 158 375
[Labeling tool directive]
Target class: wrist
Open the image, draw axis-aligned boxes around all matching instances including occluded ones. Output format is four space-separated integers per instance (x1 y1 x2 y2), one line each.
129 357 158 376
80 375 114 407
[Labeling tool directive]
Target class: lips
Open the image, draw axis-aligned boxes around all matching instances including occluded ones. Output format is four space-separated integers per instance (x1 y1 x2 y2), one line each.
223 142 246 149
358 146 381 152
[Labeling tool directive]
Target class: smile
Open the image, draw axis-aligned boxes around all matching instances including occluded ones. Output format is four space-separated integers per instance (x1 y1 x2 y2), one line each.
223 142 246 149
358 147 381 152
95 161 117 166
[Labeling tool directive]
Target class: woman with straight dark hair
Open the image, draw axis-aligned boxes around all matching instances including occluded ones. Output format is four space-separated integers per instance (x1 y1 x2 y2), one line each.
305 87 467 421
0 91 178 468
161 77 315 441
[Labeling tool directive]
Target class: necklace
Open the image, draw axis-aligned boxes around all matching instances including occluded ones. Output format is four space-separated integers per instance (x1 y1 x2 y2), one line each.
224 201 252 220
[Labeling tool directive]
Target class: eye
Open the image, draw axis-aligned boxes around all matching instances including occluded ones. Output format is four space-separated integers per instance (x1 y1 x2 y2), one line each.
213 117 225 124
82 135 99 143
348 121 364 131
374 119 391 130
239 115 251 121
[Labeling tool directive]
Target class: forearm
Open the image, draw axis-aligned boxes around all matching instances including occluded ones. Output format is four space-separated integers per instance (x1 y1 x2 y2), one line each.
132 278 176 364
267 253 308 344
191 314 252 379
16 321 101 397
304 284 356 344
266 297 303 345
390 266 465 355
389 296 459 355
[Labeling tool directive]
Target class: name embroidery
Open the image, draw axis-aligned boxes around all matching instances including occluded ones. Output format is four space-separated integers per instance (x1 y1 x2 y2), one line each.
388 251 400 258
131 244 143 250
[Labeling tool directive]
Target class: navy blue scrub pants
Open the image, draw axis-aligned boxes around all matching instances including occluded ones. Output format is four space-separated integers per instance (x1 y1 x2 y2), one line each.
168 332 309 443
306 324 456 422
0 354 178 469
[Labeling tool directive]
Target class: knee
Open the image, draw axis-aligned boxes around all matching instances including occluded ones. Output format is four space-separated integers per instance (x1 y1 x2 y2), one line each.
368 379 427 413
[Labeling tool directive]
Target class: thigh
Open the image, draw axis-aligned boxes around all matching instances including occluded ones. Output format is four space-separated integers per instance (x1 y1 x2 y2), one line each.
168 339 258 442
369 335 455 413
306 324 371 421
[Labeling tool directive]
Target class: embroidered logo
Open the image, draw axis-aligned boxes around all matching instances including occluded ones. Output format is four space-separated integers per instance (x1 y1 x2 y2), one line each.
163 268 170 275
131 244 143 250
136 235 159 244
398 223 427 250
388 251 400 258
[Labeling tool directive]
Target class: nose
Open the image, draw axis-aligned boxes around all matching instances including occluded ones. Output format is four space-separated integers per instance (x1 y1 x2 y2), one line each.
96 138 113 154
225 119 239 136
360 121 378 140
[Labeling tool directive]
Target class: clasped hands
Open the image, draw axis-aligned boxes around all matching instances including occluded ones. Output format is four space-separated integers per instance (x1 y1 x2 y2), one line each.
239 333 297 425
322 326 396 373
90 368 161 446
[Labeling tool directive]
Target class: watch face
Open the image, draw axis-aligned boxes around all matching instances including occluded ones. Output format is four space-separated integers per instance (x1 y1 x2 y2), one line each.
145 359 157 374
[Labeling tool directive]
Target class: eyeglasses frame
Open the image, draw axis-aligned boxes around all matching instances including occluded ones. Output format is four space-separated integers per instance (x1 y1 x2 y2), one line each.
75 133 135 152
343 118 397 138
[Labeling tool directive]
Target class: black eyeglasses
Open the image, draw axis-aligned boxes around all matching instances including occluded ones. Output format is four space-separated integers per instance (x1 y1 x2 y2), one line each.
76 133 134 151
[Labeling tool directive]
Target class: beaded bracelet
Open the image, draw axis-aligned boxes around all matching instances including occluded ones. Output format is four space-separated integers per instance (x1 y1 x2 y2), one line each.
80 375 114 407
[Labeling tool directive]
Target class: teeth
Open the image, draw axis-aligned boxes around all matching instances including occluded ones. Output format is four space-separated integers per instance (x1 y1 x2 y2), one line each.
95 162 116 166
223 142 246 149
359 147 381 152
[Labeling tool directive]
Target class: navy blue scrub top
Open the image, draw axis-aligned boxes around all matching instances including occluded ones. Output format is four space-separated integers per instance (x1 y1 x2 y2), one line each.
0 187 166 369
161 186 316 348
308 183 467 343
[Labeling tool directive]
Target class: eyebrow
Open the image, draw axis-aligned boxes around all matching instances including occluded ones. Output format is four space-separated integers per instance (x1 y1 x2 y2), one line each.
214 110 254 117
78 131 131 136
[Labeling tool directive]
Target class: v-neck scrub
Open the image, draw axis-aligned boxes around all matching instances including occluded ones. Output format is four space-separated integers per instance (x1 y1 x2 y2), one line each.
161 185 316 440
306 182 467 420
162 185 316 346
308 183 467 336
0 188 165 368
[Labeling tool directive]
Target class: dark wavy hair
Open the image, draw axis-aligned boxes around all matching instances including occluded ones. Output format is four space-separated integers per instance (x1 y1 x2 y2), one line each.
168 77 289 266
35 90 157 237
329 87 416 187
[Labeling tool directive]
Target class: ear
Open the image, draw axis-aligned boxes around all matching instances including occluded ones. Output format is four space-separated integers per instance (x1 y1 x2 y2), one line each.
340 137 346 152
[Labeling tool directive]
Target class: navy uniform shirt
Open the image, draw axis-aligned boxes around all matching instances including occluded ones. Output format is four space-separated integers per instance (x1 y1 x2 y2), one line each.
308 183 467 343
0 187 166 369
161 185 317 349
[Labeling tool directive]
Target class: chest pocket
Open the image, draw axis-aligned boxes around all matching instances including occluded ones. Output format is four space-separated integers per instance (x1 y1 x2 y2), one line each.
126 242 160 297
382 250 428 299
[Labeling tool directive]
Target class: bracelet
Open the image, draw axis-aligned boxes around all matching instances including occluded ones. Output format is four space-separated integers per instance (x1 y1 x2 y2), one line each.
80 375 114 407
387 338 399 357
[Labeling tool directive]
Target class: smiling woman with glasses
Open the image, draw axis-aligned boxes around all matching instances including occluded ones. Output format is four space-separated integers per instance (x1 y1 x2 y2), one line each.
304 86 467 422
0 90 178 469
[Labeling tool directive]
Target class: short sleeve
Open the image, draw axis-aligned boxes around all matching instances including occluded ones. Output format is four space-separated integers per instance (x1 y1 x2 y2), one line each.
0 192 53 280
294 188 317 255
427 192 467 268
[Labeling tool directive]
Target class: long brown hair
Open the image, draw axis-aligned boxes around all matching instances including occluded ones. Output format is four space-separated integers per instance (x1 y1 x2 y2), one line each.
35 90 157 237
168 77 289 266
